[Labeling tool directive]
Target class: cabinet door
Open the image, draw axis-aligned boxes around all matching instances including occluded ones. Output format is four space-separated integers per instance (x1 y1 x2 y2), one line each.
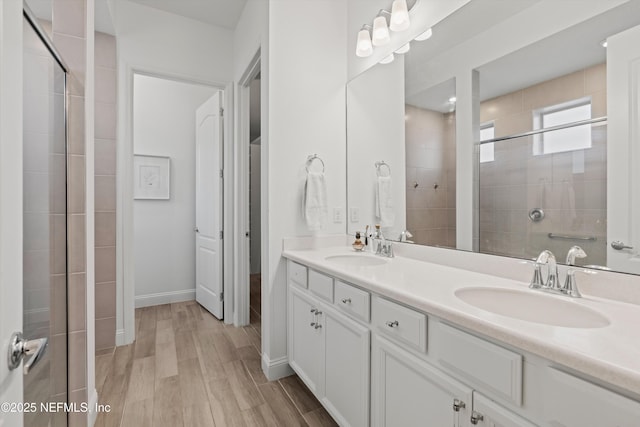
322 306 370 427
288 287 324 395
541 368 640 427
471 393 536 427
372 335 473 427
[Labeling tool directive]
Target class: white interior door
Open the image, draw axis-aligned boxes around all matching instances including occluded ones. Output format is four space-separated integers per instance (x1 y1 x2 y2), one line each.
195 92 224 318
0 2 25 426
607 24 640 274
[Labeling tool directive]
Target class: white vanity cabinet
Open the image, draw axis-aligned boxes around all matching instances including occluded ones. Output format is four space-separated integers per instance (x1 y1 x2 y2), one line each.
289 286 324 395
372 335 473 427
285 259 640 427
288 266 370 427
538 368 640 427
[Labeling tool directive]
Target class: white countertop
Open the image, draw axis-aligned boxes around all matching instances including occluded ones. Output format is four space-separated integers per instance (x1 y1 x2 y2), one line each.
282 245 640 398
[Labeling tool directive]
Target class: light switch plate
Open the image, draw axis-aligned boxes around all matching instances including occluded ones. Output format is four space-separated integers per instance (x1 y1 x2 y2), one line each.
333 208 343 223
350 207 360 223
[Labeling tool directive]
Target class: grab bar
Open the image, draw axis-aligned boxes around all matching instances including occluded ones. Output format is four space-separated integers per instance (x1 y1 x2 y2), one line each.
548 233 597 242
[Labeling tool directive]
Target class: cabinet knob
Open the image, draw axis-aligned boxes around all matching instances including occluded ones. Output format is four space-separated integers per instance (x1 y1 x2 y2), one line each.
470 411 484 425
385 320 399 328
314 324 322 330
341 298 352 304
452 399 466 412
310 308 318 314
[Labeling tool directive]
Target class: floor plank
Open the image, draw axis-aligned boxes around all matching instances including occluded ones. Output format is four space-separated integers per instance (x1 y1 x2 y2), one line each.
95 299 332 427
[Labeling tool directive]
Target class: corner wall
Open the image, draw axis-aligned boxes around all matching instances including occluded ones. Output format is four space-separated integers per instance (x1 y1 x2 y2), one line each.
264 0 348 378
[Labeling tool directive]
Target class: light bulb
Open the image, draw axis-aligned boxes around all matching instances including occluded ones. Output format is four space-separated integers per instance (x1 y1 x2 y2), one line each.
395 43 410 54
356 29 373 57
380 53 395 64
601 40 608 48
372 16 390 46
449 96 457 103
390 0 410 32
415 28 433 41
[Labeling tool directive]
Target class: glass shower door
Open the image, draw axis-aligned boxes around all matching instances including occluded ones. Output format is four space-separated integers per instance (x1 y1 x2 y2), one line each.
23 15 68 427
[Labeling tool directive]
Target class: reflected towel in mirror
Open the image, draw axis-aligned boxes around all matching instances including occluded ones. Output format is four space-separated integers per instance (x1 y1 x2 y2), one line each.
304 171 328 231
376 175 395 227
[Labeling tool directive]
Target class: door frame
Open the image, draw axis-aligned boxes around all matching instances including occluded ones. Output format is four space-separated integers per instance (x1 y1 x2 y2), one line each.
0 1 25 425
234 50 261 326
117 63 234 345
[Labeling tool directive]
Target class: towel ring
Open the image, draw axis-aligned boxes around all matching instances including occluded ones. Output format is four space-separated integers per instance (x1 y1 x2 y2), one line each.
375 161 391 177
306 154 325 173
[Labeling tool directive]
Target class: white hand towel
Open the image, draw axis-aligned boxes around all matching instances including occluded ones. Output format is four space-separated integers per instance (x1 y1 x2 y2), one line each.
304 171 328 231
376 175 395 227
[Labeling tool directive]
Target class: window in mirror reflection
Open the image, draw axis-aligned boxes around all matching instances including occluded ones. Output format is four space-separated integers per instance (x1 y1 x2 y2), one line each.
533 99 592 155
479 63 606 265
479 122 495 163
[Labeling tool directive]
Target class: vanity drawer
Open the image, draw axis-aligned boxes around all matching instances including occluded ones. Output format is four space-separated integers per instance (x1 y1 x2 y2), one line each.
308 270 334 303
288 261 308 288
372 296 427 352
334 280 370 323
436 323 522 406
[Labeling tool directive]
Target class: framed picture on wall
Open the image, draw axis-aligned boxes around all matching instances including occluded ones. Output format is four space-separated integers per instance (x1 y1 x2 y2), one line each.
133 154 171 200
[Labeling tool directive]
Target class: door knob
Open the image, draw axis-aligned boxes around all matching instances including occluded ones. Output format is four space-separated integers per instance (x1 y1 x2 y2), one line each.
194 227 199 233
7 332 48 374
611 240 634 250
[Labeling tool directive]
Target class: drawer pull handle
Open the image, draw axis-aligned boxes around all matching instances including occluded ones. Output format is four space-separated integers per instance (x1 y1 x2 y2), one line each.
385 320 399 328
470 411 484 425
310 308 318 314
452 399 466 412
341 298 352 304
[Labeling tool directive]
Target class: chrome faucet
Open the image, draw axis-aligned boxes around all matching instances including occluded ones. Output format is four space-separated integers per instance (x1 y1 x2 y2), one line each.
530 250 559 290
562 246 587 298
530 247 587 298
398 230 413 243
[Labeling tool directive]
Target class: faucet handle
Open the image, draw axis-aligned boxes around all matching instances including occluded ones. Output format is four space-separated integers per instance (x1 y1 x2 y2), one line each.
386 242 394 258
562 268 583 298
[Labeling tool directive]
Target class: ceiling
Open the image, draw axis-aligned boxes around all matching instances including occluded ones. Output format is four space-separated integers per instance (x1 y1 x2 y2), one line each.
128 0 247 29
404 0 640 113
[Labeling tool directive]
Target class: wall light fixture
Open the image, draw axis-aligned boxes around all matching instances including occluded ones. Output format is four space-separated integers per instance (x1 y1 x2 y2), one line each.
356 0 424 59
356 25 374 57
390 0 411 32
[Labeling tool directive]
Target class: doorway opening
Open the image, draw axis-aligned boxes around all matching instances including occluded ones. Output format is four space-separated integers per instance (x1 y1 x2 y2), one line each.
131 74 223 318
249 74 262 330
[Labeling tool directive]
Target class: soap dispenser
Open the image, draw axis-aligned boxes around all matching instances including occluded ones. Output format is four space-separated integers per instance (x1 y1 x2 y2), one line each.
352 232 365 251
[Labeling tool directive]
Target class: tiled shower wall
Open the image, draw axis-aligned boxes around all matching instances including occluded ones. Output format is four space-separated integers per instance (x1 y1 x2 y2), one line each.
405 105 456 247
479 63 607 264
94 32 117 352
51 0 88 424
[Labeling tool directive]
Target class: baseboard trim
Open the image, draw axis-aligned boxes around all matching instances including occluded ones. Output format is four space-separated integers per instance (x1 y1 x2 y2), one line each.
261 353 293 381
134 289 195 308
88 388 98 427
115 329 126 346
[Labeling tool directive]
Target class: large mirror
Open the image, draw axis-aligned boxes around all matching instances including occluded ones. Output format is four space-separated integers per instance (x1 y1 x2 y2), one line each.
347 0 640 274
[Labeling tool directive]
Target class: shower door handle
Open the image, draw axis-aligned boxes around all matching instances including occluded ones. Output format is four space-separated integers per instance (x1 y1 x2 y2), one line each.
611 240 634 250
7 332 48 374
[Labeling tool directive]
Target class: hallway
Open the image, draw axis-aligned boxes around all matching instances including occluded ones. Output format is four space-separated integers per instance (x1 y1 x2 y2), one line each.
94 301 337 427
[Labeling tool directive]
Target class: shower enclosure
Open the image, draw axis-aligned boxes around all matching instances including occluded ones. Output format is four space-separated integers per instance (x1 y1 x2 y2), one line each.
23 9 68 427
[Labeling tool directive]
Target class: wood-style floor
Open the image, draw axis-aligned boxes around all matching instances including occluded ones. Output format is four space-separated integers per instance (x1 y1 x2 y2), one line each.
95 277 337 426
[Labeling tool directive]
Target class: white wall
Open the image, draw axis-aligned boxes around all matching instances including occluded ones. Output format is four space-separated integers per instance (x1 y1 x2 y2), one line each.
347 57 406 238
132 75 216 306
233 0 348 379
264 0 348 378
113 0 233 343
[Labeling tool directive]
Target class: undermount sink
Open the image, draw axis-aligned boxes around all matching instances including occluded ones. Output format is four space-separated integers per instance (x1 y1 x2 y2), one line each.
325 254 388 267
455 287 610 329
